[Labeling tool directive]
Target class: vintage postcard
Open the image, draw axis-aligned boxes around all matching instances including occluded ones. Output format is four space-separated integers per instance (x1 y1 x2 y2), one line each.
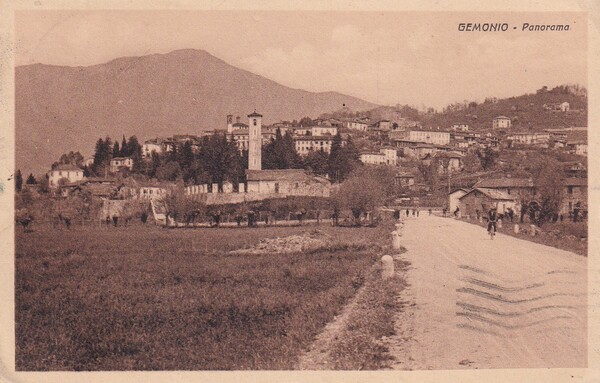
0 0 598 382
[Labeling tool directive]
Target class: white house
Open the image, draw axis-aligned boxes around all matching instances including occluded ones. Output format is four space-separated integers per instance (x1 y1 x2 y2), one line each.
294 136 334 156
451 124 470 132
310 126 338 136
448 188 469 214
142 139 164 158
492 116 511 129
566 141 588 156
560 102 570 112
506 132 550 146
110 157 134 173
48 164 84 188
395 130 450 146
359 148 397 166
345 119 369 132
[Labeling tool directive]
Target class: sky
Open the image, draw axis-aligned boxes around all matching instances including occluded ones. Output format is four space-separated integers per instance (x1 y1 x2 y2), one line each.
15 10 587 109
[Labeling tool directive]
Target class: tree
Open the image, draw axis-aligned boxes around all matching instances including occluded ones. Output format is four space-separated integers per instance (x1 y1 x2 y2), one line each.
331 166 395 225
113 141 121 158
126 136 143 172
262 129 301 170
120 135 128 157
527 153 565 226
299 116 314 127
26 173 37 185
198 133 244 190
93 137 113 175
476 147 498 170
52 151 85 169
155 161 181 181
15 170 23 192
303 149 329 176
462 152 482 172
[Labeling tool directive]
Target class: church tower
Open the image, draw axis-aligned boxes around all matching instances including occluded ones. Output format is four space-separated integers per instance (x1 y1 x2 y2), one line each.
226 114 233 133
248 111 262 170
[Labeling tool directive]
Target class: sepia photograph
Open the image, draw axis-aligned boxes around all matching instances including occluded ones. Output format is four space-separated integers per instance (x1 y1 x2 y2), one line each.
2 1 598 381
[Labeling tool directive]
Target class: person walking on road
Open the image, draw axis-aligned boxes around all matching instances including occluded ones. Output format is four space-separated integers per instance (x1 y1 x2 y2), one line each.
487 206 498 239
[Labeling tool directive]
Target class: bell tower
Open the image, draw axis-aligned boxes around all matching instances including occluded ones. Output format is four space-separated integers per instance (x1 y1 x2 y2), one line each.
248 111 262 170
227 114 233 133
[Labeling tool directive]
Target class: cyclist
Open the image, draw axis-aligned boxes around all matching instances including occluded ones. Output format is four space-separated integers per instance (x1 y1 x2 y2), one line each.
487 206 498 239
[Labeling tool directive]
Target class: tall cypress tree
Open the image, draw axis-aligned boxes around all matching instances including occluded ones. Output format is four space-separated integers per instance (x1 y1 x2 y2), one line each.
113 141 120 158
121 135 128 157
15 169 23 192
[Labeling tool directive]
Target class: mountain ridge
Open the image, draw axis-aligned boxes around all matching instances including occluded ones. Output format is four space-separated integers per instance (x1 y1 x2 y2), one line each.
16 49 378 175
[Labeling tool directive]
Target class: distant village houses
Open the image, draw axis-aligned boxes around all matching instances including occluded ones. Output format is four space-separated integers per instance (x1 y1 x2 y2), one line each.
359 148 398 166
492 116 511 129
48 164 84 188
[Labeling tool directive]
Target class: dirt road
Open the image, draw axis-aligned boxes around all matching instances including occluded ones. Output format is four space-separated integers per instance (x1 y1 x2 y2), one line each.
388 215 587 370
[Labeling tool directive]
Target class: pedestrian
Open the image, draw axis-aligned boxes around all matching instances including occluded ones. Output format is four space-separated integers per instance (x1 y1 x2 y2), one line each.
406 209 410 217
428 208 432 216
442 208 447 217
416 208 420 217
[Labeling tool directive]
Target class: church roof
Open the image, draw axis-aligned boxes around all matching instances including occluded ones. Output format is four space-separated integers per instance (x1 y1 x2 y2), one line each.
248 111 263 118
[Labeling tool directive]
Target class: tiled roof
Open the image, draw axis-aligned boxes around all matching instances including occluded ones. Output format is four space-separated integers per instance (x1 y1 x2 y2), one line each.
474 178 534 188
459 188 516 201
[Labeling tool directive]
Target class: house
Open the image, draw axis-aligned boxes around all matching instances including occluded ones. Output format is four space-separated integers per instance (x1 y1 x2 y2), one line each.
458 188 517 217
344 119 369 132
229 129 276 152
359 148 397 166
246 169 330 197
472 177 536 202
371 120 393 131
431 151 464 173
451 124 470 132
565 141 587 156
394 130 451 146
294 136 335 156
48 164 84 188
142 138 165 158
310 126 338 136
492 116 511 129
448 188 469 213
227 115 249 133
505 132 550 147
110 157 134 173
560 102 570 112
561 178 587 215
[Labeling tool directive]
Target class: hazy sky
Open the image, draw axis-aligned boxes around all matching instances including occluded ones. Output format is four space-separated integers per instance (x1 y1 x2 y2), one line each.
15 10 587 109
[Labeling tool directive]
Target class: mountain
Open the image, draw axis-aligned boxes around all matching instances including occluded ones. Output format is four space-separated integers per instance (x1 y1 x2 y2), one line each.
16 49 378 176
420 86 587 131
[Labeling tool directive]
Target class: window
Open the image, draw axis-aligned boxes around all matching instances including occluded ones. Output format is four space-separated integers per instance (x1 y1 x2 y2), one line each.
275 182 280 193
253 119 257 126
568 186 574 195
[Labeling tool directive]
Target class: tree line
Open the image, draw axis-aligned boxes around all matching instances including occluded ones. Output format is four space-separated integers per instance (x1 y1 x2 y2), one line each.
19 130 363 192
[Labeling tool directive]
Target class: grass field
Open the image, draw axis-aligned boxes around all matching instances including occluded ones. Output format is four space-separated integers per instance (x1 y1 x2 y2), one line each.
15 223 391 370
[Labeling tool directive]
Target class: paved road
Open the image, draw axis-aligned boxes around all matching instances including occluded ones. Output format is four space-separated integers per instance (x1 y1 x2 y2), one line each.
389 215 587 370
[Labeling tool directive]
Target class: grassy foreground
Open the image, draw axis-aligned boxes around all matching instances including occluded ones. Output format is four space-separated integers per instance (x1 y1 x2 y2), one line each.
16 224 390 370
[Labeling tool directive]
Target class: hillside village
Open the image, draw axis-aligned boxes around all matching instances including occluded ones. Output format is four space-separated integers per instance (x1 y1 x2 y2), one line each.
16 84 588 227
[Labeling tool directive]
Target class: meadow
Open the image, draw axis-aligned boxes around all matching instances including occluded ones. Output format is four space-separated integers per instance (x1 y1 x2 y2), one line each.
15 223 390 370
